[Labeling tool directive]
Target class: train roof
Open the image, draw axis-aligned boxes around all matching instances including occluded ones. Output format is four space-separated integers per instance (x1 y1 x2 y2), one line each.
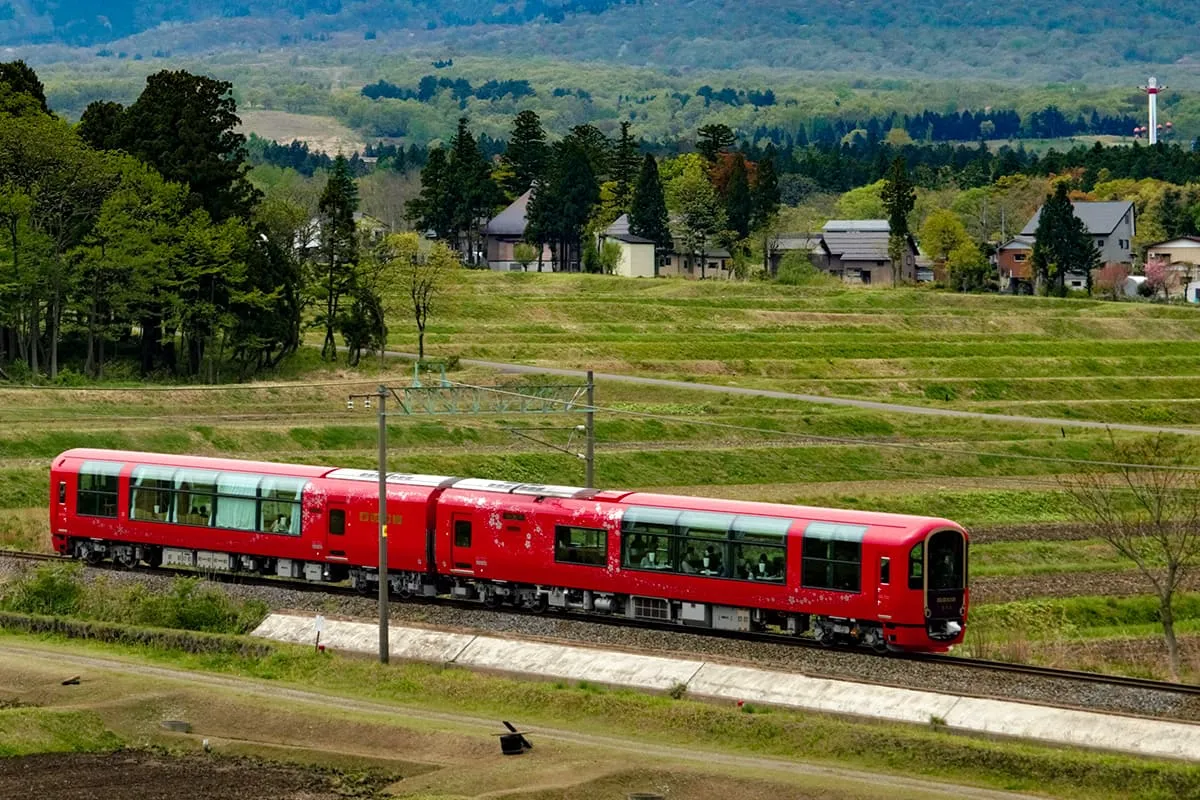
55 449 335 479
620 491 963 534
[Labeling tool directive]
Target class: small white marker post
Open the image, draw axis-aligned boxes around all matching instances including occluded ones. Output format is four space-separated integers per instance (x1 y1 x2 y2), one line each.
314 614 325 652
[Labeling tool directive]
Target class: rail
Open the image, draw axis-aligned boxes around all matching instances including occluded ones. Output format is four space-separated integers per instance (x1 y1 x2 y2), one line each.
3 548 1197 702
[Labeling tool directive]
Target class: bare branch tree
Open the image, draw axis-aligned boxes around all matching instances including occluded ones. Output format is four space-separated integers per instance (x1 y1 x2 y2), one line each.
394 236 458 361
1063 433 1200 681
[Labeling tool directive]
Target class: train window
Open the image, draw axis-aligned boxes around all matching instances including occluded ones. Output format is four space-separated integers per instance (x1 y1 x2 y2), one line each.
626 533 674 571
329 510 346 535
130 466 177 522
454 519 472 548
78 461 121 518
801 522 865 593
928 531 964 591
729 516 789 582
173 469 218 527
58 482 66 503
260 477 304 535
880 557 891 585
908 543 924 590
214 473 260 531
554 525 607 566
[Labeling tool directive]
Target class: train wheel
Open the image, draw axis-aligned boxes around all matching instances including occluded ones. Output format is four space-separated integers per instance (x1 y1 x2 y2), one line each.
114 548 138 570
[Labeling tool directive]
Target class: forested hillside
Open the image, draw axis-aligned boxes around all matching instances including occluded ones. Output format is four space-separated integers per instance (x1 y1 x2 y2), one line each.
3 0 1198 81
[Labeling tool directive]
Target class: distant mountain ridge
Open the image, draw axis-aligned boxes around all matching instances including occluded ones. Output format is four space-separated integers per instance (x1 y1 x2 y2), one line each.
2 0 1197 81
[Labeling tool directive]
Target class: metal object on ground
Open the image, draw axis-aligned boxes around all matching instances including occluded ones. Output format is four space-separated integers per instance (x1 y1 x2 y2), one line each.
497 720 532 755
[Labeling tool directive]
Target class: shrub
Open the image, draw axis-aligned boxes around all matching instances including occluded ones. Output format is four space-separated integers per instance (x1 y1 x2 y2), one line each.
776 250 820 285
0 563 83 616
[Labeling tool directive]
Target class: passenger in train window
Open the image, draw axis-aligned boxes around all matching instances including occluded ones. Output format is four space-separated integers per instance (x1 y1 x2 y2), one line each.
628 535 646 565
680 548 700 574
702 545 722 576
271 515 290 533
639 550 660 568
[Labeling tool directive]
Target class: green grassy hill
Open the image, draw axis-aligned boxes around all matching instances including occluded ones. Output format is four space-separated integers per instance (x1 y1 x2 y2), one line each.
4 273 1199 675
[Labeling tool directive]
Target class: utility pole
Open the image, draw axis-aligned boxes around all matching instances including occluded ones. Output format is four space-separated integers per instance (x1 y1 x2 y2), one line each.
348 371 596 663
585 370 595 489
376 384 389 664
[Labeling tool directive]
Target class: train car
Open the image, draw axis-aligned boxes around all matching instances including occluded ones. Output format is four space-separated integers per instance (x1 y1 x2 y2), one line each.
50 448 968 652
432 483 967 651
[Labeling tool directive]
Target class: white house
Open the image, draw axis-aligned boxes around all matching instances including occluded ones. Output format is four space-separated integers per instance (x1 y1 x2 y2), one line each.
600 215 656 278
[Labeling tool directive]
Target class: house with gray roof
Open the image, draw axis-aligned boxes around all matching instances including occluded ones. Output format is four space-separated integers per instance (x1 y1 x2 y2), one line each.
1021 200 1135 265
815 220 918 285
482 189 554 271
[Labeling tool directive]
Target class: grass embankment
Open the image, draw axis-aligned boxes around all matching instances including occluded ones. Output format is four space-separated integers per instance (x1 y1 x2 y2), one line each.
0 563 267 635
3 627 1197 800
0 708 122 757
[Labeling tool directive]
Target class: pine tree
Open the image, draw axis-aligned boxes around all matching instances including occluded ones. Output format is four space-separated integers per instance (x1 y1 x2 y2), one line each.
447 117 500 265
527 141 599 272
501 110 548 197
881 157 916 283
751 144 781 231
752 144 782 274
725 153 752 242
629 154 672 259
1032 182 1098 297
406 148 454 241
117 70 258 223
612 121 641 213
317 155 359 361
696 123 735 163
562 124 612 181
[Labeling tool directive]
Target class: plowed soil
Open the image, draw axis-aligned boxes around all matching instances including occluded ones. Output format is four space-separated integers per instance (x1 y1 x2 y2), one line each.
0 752 376 800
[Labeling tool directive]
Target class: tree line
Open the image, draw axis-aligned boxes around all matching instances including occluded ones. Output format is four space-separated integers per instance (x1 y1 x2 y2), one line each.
0 60 454 383
406 114 782 277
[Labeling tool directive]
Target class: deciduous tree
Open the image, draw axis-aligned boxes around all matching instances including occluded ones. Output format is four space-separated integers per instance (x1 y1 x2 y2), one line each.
919 209 971 262
1065 434 1200 682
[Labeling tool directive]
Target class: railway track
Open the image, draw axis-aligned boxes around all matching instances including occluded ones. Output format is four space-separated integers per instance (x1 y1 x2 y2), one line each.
3 548 1198 703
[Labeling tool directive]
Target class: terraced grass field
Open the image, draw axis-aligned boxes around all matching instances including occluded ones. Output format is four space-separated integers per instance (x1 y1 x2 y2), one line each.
4 272 1199 676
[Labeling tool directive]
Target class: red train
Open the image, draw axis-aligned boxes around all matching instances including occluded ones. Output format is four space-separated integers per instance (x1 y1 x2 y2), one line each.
50 448 969 652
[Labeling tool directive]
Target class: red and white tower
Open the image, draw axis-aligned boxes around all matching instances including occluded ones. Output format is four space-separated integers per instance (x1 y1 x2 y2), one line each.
1141 77 1166 144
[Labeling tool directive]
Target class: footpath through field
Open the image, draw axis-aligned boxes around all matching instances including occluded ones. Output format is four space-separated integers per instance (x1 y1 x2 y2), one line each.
395 352 1200 436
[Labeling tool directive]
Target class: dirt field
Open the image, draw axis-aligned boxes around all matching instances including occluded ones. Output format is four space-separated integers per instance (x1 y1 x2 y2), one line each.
0 752 382 800
237 110 365 155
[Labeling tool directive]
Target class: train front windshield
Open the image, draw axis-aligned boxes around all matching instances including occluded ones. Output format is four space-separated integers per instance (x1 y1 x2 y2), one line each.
929 530 965 591
925 529 966 641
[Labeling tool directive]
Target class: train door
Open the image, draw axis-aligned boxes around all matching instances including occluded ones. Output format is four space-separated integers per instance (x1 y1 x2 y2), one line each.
875 555 893 614
451 513 474 573
325 505 347 560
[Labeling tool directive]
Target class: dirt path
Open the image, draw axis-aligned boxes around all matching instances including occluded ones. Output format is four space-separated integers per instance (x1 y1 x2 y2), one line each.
400 351 1200 436
0 642 1041 800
